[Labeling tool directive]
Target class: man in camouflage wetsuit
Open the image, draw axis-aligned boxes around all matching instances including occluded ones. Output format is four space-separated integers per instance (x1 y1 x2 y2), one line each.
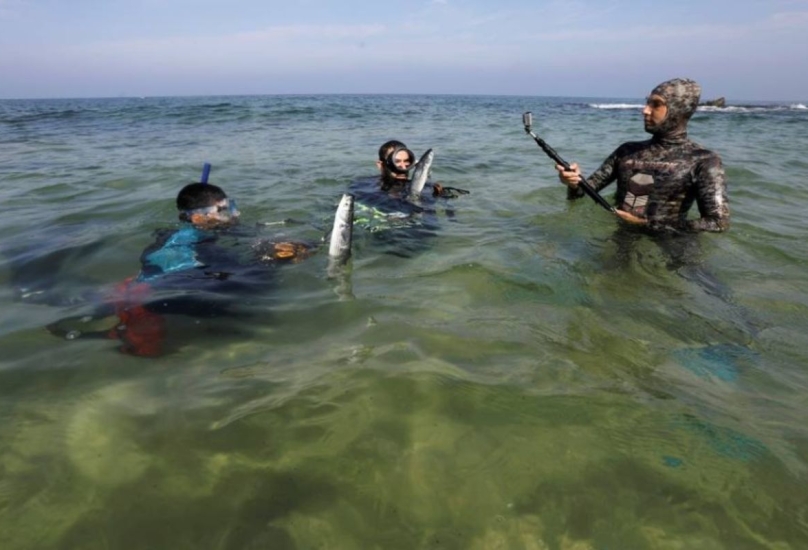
557 78 729 233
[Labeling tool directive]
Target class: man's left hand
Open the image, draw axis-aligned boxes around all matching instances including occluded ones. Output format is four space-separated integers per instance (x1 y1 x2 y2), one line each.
614 209 648 225
432 183 470 198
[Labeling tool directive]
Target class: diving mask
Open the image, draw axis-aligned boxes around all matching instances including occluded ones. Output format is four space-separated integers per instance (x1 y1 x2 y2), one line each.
383 147 416 175
184 198 240 221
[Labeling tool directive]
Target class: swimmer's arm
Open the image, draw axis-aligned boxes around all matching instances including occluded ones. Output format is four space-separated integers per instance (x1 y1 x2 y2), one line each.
431 183 470 198
254 240 316 263
689 155 730 232
557 149 617 201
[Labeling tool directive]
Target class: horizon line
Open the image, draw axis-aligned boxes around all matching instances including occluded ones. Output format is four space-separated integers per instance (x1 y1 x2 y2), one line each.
1 91 804 104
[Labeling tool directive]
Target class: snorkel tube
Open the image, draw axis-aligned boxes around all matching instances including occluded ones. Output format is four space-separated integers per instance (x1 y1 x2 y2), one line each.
522 112 614 213
200 162 211 184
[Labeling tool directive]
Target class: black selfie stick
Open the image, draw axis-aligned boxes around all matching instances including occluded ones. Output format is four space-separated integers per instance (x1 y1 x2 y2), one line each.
522 112 614 212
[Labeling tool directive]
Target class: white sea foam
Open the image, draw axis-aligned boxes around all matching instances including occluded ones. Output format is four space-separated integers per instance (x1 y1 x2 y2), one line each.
591 102 807 113
699 104 807 113
589 103 644 110
697 106 767 113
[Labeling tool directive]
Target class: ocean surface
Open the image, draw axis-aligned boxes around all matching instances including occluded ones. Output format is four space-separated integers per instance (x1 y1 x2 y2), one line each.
1 94 807 549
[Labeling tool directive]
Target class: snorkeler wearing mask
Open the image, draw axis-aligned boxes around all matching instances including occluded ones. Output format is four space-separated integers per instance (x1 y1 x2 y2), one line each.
47 181 315 357
556 78 729 233
374 140 468 198
136 182 242 281
376 140 415 190
346 140 468 258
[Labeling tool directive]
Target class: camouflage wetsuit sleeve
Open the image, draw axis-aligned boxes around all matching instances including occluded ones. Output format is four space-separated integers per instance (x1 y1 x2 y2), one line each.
685 152 729 232
565 146 622 201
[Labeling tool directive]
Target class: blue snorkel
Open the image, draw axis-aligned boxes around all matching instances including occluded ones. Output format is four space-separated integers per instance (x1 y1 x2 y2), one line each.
200 162 211 184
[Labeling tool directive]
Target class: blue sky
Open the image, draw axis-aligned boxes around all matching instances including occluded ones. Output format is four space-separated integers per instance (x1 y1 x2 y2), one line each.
1 0 806 100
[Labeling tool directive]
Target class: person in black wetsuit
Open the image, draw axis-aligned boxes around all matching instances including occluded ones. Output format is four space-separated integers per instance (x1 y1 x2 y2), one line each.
47 182 313 357
557 78 729 233
347 140 467 257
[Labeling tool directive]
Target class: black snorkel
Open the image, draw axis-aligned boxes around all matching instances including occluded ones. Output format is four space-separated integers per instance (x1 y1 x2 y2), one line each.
522 112 614 213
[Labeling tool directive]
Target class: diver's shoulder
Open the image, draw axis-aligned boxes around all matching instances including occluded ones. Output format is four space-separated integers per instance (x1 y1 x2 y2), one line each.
686 139 721 157
613 139 654 155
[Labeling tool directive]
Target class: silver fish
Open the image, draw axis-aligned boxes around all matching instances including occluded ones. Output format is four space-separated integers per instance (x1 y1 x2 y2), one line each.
328 193 354 261
408 148 434 196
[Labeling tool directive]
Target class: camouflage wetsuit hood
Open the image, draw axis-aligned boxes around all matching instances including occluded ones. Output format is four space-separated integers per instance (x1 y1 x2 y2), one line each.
569 77 729 232
646 78 701 142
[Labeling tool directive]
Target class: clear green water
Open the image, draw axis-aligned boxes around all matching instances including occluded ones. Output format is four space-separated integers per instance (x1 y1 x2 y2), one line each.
1 95 807 549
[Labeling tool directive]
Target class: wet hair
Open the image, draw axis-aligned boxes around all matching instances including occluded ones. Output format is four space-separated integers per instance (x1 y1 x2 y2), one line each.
176 182 227 213
378 140 407 162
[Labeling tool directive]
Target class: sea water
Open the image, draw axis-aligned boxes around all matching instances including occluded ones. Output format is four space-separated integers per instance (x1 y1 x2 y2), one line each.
1 94 807 549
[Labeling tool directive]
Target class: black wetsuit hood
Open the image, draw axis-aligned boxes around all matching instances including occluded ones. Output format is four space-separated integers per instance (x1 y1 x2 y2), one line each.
646 78 701 144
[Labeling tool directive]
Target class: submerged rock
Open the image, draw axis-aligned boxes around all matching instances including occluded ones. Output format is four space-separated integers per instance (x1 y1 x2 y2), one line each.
700 97 726 108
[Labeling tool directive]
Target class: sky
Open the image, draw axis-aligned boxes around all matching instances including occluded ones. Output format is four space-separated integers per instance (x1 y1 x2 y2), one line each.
1 0 806 101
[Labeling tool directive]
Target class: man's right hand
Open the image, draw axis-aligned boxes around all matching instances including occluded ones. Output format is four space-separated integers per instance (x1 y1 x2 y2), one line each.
555 163 581 188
